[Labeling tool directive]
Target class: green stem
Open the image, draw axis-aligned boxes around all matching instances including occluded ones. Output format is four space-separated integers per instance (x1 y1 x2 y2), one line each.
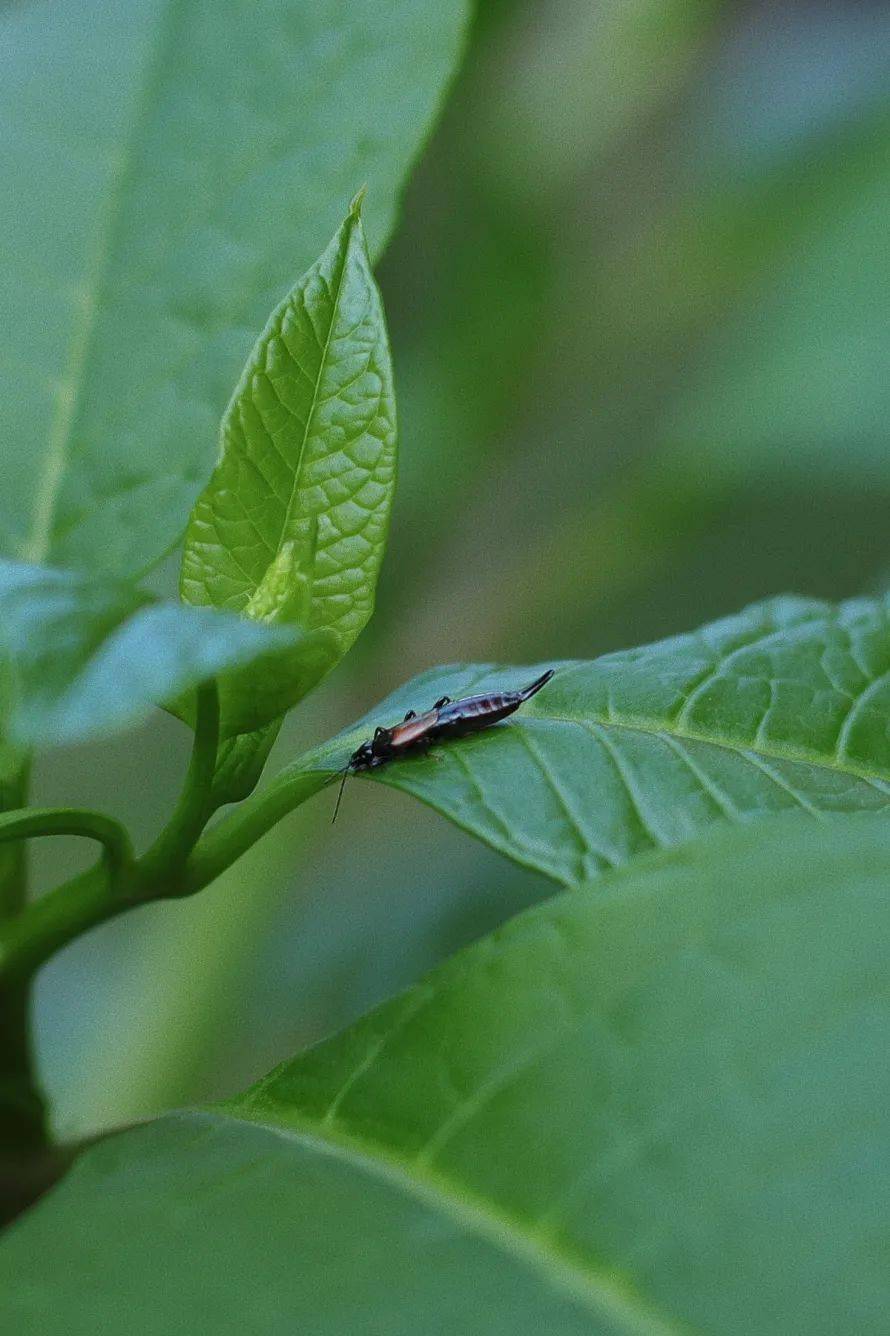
135 680 220 886
181 766 329 892
0 761 30 922
0 865 114 989
0 808 133 882
0 758 332 989
0 763 48 1161
0 682 225 988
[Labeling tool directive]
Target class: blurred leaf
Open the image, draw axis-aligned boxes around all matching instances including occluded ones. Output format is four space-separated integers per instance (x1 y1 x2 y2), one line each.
7 813 890 1333
181 200 396 751
0 561 295 748
659 107 890 487
692 8 890 186
0 0 467 578
484 0 718 204
199 626 337 742
295 593 890 886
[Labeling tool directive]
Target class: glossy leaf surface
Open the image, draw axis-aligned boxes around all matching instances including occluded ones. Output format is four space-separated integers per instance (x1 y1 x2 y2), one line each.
299 593 890 885
0 0 466 577
5 814 890 1333
0 561 294 748
180 201 396 745
181 202 396 651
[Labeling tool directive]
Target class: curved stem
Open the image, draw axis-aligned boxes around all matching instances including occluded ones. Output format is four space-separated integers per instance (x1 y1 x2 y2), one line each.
135 680 220 888
0 808 133 881
0 864 110 988
0 730 335 987
0 681 222 986
0 760 30 922
0 763 47 1158
181 765 331 893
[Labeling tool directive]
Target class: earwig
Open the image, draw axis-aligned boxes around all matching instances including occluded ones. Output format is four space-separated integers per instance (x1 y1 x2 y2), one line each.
331 669 554 822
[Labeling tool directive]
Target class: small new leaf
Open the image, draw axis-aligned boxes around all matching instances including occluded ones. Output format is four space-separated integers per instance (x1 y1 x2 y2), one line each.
180 200 397 766
181 198 396 664
244 540 311 626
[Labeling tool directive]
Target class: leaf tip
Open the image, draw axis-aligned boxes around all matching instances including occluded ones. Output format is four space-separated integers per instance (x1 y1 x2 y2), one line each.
349 185 368 220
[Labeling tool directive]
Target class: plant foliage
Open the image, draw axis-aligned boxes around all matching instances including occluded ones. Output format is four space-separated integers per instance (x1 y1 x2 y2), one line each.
0 3 888 1334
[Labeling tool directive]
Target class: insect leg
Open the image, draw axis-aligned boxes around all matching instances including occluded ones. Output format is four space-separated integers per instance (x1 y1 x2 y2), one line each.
433 696 451 709
403 709 417 721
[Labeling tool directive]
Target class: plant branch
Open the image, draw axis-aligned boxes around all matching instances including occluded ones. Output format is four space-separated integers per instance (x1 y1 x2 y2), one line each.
0 749 334 989
0 761 30 922
0 762 48 1157
180 764 331 893
0 864 114 988
134 679 220 887
0 808 133 882
0 681 226 988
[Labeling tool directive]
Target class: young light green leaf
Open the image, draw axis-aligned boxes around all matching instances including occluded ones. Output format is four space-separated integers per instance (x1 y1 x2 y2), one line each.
296 592 890 885
180 525 337 743
5 813 890 1334
180 199 396 764
0 561 297 748
181 198 396 660
243 540 311 625
0 0 467 577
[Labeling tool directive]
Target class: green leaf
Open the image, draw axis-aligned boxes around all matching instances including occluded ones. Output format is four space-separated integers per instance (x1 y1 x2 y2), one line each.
174 529 338 739
5 813 890 1333
0 0 467 577
0 561 296 748
660 108 890 486
209 727 282 807
298 593 890 886
201 626 338 742
181 198 396 658
180 197 396 767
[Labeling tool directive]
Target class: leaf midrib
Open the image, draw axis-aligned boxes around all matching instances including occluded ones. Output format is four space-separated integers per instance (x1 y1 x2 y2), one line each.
193 1108 684 1336
275 214 356 574
24 0 187 565
306 708 890 791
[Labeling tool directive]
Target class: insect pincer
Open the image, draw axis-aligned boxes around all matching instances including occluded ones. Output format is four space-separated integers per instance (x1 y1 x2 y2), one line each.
520 669 555 700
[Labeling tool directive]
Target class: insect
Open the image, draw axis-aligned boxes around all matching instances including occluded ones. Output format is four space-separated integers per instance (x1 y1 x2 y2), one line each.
331 669 555 822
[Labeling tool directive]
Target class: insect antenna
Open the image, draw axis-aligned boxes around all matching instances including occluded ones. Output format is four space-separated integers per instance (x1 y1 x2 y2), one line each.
330 763 351 825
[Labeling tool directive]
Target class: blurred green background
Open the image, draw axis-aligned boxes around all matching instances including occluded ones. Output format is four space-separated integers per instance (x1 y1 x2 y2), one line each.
32 0 890 1137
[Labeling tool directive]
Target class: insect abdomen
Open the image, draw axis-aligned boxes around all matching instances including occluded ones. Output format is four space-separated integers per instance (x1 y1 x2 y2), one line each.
434 692 523 735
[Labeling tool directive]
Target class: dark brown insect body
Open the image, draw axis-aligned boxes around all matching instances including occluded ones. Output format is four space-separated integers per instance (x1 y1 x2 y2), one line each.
330 670 555 821
349 669 555 772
